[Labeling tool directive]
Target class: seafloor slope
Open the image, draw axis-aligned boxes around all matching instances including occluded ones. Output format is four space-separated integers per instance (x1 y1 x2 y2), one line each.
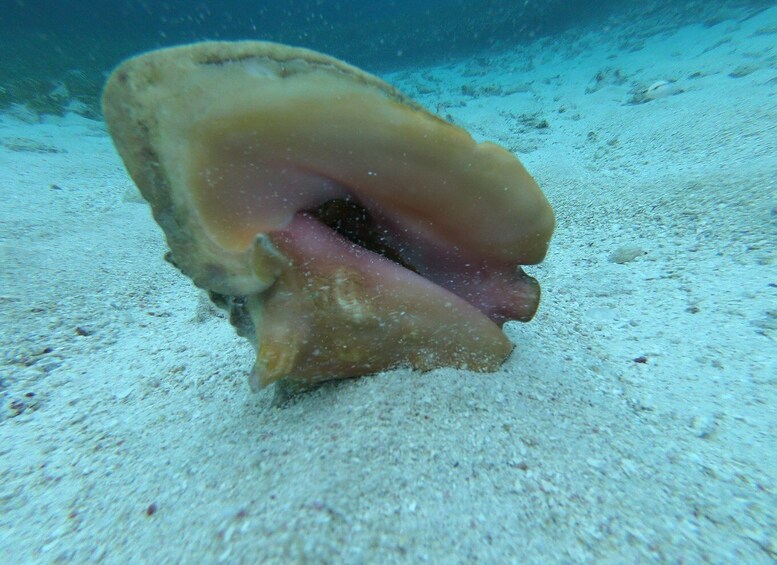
1 3 775 563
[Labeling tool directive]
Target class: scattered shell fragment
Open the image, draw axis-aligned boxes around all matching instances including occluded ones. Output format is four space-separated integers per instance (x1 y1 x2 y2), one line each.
629 80 683 104
609 245 646 264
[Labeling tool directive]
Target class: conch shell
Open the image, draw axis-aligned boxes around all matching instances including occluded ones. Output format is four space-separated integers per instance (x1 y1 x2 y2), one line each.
102 41 554 392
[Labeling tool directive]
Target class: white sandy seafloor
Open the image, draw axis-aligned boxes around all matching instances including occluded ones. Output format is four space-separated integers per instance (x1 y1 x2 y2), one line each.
1 3 776 563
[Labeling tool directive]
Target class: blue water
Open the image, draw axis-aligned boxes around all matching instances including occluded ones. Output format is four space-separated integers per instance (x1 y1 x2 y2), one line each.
0 0 732 119
3 0 623 69
2 0 771 115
